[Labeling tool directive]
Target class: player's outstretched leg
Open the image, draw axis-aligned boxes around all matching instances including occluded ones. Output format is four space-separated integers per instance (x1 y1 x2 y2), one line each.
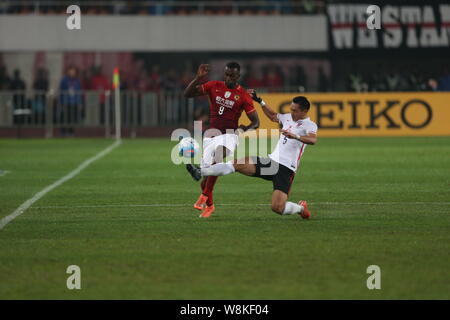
201 157 256 177
201 162 235 176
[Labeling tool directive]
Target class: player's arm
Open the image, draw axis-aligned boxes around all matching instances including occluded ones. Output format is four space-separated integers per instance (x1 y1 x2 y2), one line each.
184 64 210 98
248 89 278 122
281 130 318 145
238 111 260 133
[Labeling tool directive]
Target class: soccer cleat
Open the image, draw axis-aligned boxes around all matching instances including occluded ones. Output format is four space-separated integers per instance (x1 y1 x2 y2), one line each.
186 164 201 181
299 200 311 219
199 204 215 218
194 194 208 211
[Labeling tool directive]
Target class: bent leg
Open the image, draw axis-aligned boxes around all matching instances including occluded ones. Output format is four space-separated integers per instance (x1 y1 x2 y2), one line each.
271 190 288 215
271 190 304 215
233 157 257 177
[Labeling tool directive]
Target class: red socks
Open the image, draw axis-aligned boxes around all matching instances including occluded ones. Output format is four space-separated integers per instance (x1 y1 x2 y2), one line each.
200 177 207 191
202 176 218 207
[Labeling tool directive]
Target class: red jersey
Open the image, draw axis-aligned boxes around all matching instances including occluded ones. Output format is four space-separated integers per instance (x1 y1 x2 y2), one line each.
200 80 256 134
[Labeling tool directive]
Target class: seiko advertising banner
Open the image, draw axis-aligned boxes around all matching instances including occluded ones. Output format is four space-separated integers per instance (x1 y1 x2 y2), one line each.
240 92 450 137
327 3 450 50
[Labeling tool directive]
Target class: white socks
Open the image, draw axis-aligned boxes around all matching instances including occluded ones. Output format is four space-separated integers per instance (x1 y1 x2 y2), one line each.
282 202 304 215
201 162 235 177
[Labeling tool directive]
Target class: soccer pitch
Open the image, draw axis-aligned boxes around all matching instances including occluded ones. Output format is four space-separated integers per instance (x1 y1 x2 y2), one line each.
0 137 449 299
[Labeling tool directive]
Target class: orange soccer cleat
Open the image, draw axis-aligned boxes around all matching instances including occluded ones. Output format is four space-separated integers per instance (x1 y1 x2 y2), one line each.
199 205 215 218
194 194 208 211
299 200 311 219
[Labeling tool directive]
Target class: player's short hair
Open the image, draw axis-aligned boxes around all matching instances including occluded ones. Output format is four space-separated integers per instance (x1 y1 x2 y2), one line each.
225 62 240 72
292 96 310 111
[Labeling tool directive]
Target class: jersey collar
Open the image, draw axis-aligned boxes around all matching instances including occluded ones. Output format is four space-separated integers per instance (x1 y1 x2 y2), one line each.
224 82 240 90
296 117 309 124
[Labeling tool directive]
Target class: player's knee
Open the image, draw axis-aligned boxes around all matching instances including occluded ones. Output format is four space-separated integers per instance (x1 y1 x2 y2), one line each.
271 202 284 215
233 162 243 173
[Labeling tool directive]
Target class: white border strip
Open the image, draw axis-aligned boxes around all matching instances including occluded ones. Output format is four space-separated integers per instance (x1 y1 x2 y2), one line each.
0 140 122 230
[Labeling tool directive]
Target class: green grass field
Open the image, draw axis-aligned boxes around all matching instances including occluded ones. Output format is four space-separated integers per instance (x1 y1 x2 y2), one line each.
0 137 449 299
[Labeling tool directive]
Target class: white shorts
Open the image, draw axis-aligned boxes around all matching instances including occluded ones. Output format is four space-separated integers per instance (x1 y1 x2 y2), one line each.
201 133 239 168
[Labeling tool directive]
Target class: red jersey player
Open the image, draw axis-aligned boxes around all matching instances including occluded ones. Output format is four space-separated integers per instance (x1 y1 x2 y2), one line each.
184 62 260 218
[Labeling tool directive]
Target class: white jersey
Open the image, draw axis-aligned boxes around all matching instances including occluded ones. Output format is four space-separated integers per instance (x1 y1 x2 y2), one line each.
269 113 318 172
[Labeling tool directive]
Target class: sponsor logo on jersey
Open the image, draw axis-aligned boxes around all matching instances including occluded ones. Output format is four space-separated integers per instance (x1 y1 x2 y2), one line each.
215 96 235 109
224 91 231 98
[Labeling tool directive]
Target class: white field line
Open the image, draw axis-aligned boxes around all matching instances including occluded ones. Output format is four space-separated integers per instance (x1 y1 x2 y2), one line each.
0 140 122 230
30 202 450 209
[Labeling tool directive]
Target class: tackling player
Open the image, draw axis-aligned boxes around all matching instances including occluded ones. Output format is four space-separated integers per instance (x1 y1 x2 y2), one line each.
184 62 260 218
191 92 317 218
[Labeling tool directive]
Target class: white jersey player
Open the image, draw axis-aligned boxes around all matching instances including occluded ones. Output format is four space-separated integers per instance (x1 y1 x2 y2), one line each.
196 92 318 218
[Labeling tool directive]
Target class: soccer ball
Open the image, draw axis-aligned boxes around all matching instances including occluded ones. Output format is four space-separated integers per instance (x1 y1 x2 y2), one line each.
178 137 199 158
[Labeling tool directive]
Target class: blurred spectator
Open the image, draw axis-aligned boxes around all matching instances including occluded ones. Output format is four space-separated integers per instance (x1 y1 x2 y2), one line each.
317 66 329 92
347 71 367 92
90 66 109 124
368 73 387 92
407 70 424 91
10 69 26 110
0 66 10 90
80 67 93 90
263 66 283 92
244 68 263 89
148 65 162 92
163 68 182 92
32 68 49 119
90 65 109 104
163 68 182 123
384 67 408 91
0 66 11 90
302 0 318 14
180 68 194 88
136 69 150 92
437 68 450 91
33 68 49 92
59 66 82 135
426 78 438 91
289 66 307 92
148 1 171 15
59 66 82 103
10 69 25 91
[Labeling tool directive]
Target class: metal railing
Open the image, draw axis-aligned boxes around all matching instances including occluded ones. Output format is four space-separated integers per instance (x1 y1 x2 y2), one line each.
0 86 309 137
0 1 325 15
0 90 196 137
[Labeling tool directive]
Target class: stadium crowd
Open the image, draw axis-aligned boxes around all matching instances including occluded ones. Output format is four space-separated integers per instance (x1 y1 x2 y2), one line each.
1 59 448 135
0 0 325 15
345 66 450 93
1 63 449 94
